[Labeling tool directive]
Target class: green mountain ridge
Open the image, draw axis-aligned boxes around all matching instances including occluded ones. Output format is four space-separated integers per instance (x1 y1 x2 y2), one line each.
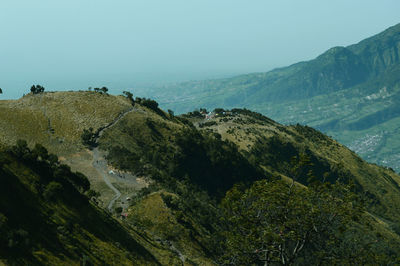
136 22 400 171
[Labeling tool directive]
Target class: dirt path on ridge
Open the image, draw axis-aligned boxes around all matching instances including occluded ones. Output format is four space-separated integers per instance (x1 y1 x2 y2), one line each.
90 107 135 211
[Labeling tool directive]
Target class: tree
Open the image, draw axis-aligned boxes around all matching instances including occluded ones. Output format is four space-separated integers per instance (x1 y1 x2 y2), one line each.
81 127 96 147
0 88 2 94
220 178 377 265
32 143 49 161
30 85 45 94
100 86 108 94
71 172 90 192
47 153 59 166
123 91 135 106
11 139 30 158
115 207 123 214
87 189 101 200
43 182 63 201
141 98 159 111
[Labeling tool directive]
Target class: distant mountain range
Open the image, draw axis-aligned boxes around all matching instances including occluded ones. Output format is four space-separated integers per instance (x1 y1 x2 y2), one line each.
138 23 400 171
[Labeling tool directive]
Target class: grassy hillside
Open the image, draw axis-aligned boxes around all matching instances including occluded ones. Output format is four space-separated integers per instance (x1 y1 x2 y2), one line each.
2 91 400 263
0 91 132 156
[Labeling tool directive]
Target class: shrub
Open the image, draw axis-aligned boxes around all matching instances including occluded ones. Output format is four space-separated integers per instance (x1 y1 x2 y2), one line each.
30 85 45 94
43 182 63 201
115 207 123 214
81 128 96 147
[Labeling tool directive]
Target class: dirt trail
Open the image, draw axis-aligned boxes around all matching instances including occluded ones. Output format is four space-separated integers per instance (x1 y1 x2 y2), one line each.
90 107 135 211
92 148 121 211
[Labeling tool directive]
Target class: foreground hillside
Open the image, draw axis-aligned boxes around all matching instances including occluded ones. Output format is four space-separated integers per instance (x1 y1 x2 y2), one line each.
0 146 161 265
1 91 400 264
136 22 400 172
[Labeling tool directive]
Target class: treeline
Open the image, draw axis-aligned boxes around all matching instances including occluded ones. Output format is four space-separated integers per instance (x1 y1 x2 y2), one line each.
6 140 90 198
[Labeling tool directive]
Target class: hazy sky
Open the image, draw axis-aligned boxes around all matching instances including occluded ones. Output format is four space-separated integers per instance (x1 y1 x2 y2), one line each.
1 0 400 98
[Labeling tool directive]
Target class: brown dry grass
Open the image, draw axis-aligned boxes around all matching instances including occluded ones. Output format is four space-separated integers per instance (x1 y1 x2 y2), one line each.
0 91 132 156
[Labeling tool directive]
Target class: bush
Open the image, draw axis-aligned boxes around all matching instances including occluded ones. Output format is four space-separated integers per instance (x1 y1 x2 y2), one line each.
30 85 45 94
43 182 63 201
141 99 159 111
115 207 123 214
81 128 96 147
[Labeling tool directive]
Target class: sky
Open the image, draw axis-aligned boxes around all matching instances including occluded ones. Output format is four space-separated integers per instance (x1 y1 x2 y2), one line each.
1 0 400 99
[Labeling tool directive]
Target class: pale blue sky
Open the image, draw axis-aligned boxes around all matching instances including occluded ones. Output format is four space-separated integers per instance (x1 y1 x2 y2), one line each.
1 0 400 98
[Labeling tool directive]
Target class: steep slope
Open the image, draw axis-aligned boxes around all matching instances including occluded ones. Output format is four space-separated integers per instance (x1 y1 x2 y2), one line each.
187 109 400 224
0 148 159 265
135 23 400 171
99 104 400 260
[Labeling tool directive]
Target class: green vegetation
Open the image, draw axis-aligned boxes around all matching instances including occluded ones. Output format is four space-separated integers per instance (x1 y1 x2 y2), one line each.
122 91 135 105
93 86 109 94
30 85 45 94
81 127 97 147
219 179 384 265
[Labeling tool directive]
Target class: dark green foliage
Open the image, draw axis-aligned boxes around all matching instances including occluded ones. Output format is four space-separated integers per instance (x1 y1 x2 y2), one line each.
136 97 166 117
11 139 29 158
198 121 217 128
231 108 275 124
100 86 108 94
182 109 203 118
32 143 49 161
92 87 108 94
249 135 351 185
47 153 59 166
171 128 265 197
30 85 45 94
81 127 96 147
86 189 100 200
0 88 2 94
43 181 63 200
106 146 142 172
122 91 135 105
219 179 382 265
71 172 90 192
8 140 91 194
139 98 158 110
213 108 224 114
